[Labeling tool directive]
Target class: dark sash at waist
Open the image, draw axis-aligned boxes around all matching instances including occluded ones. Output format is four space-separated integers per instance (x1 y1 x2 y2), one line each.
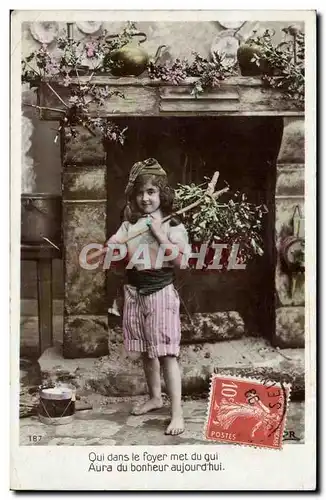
126 268 174 296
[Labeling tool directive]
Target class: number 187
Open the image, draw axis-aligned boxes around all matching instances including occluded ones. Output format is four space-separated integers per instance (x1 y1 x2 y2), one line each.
28 435 42 442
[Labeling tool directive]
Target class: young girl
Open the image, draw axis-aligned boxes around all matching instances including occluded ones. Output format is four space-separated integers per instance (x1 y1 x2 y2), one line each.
107 158 189 436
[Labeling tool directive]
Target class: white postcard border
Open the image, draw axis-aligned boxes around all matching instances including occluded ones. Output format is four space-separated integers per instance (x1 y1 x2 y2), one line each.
10 9 316 491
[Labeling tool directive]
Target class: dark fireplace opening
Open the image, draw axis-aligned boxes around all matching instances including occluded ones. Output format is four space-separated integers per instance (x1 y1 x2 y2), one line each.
106 117 284 340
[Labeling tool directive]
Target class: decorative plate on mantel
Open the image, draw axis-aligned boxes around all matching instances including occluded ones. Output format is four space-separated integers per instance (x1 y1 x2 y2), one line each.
217 21 246 30
76 21 103 34
30 22 59 44
211 29 241 66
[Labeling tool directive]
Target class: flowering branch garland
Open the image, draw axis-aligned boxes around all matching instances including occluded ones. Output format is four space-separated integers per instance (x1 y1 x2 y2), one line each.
22 22 305 145
21 22 239 144
148 51 237 97
21 24 138 145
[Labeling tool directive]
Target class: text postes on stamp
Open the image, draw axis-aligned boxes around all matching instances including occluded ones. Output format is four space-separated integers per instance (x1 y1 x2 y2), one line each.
205 374 291 449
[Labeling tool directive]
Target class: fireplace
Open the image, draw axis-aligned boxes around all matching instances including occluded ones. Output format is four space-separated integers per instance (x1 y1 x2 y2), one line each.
105 116 283 340
38 76 305 360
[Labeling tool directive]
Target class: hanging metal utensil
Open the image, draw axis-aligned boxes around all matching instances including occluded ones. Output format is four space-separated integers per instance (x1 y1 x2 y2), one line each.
279 204 305 298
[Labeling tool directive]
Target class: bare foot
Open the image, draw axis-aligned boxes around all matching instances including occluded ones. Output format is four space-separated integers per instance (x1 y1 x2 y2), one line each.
165 415 185 436
131 397 163 415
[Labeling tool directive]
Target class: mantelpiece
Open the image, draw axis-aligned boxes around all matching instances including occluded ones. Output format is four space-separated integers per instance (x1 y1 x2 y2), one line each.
38 76 304 119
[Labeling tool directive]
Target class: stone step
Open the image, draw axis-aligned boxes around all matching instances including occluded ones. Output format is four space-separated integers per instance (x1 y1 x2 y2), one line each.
21 310 303 358
38 338 304 400
20 310 246 358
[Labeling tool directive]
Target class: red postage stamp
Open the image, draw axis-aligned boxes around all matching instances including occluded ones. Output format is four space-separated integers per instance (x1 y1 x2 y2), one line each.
205 374 291 449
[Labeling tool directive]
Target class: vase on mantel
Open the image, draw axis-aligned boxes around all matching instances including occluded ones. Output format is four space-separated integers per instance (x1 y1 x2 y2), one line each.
103 32 167 77
237 43 266 76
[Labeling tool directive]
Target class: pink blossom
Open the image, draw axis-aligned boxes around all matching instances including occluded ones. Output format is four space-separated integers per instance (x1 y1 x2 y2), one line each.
85 42 96 58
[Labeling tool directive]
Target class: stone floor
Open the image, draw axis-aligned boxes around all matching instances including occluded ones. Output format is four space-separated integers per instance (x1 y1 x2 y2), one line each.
20 300 305 447
20 396 304 447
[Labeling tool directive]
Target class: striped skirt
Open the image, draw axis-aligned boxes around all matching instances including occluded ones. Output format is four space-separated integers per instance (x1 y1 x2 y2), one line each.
123 283 181 358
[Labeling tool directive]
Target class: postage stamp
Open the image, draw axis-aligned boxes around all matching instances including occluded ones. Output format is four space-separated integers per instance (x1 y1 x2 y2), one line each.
205 374 291 449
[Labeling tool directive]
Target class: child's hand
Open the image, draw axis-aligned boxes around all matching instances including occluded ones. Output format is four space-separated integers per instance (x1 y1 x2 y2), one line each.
147 218 166 242
86 246 107 265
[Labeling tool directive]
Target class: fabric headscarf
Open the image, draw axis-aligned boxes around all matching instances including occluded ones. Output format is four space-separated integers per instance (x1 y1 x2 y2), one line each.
125 158 167 195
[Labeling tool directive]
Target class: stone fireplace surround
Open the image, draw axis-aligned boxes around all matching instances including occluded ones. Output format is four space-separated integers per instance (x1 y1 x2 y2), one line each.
38 76 305 368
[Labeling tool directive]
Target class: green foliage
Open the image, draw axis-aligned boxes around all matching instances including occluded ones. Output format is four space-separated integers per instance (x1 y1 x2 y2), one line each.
246 27 305 106
174 180 267 263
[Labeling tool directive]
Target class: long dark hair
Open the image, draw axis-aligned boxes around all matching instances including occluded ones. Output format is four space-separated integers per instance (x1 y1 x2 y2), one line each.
123 173 178 225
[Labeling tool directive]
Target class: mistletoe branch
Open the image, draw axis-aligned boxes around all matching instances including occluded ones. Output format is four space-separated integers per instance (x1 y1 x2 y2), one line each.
245 26 305 106
174 178 268 264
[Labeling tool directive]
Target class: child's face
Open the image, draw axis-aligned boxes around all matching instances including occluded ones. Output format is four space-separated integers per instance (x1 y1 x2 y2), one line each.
135 180 160 215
